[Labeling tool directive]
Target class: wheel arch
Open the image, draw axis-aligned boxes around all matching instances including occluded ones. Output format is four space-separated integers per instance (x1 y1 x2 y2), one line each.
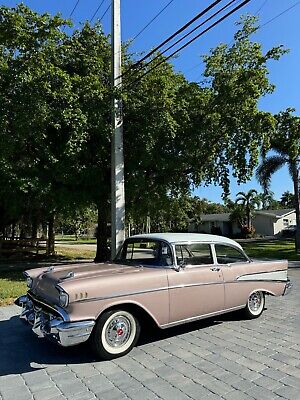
95 301 160 329
247 288 276 300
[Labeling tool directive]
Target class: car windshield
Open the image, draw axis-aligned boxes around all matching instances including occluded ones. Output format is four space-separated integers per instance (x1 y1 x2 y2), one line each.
115 239 173 267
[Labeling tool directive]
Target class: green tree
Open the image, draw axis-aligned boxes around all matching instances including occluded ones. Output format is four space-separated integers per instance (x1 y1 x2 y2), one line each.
0 5 112 256
256 109 300 250
229 204 246 231
235 189 260 229
194 16 287 195
257 190 275 210
0 8 288 260
280 191 294 208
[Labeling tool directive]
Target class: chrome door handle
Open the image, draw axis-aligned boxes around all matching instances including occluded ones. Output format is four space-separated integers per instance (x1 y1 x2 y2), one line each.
210 267 220 272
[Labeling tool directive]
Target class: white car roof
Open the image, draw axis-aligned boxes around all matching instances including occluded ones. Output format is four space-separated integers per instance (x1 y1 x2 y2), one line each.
130 232 243 250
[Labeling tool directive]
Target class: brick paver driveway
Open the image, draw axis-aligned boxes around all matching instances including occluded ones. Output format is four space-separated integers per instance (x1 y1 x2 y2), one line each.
0 269 299 400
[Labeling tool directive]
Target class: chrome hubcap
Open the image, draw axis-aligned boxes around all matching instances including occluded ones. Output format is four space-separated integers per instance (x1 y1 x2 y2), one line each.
105 316 131 348
249 292 262 312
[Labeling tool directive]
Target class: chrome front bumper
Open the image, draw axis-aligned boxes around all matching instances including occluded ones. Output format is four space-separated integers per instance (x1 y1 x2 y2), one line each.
15 295 95 347
283 279 292 296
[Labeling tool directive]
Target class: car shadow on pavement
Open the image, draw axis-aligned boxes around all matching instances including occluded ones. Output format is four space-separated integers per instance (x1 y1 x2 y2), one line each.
0 315 96 376
0 311 242 377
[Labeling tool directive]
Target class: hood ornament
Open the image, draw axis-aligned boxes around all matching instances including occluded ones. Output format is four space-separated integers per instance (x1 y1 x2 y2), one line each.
59 271 75 281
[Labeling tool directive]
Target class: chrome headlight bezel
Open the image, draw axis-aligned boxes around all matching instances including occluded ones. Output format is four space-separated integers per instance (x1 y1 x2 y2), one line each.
57 286 69 308
24 272 33 289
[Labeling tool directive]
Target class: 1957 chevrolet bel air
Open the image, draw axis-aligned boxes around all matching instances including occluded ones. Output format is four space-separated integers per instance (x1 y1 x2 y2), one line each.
15 233 292 359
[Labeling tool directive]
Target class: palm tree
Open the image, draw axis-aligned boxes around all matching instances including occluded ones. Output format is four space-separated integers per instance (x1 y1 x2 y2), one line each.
257 190 275 210
235 189 260 229
256 109 300 251
280 191 294 208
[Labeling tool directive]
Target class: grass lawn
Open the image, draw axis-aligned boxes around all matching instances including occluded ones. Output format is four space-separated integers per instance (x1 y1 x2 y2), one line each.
55 235 97 245
241 239 300 261
0 268 27 306
0 246 94 306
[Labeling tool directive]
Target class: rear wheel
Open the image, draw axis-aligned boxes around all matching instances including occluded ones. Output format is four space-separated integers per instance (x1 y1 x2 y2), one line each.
244 291 265 319
91 309 140 360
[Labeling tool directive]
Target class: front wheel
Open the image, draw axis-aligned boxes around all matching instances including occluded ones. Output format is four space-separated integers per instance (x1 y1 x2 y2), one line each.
244 291 265 319
91 309 140 360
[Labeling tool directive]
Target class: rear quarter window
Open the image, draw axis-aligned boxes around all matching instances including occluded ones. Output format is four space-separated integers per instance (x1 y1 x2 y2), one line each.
215 244 248 264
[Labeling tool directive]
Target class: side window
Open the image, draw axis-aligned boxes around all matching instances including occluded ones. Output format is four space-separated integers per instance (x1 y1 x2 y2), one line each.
175 243 213 266
215 244 248 264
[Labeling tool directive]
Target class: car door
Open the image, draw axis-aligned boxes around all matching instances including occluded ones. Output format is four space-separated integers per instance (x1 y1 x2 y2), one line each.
167 242 225 324
214 243 252 309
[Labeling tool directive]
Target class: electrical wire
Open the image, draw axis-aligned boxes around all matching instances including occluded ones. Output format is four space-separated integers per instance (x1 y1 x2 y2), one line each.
260 0 300 28
127 0 251 87
69 0 80 18
134 0 237 78
90 0 107 23
131 0 176 42
182 0 299 81
255 0 268 15
99 3 111 23
121 0 224 80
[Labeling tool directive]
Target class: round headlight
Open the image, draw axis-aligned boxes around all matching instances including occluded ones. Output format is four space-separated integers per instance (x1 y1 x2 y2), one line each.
59 292 69 308
26 277 33 289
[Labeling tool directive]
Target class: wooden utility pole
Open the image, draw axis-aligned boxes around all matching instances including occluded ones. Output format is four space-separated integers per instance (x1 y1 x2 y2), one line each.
111 0 125 259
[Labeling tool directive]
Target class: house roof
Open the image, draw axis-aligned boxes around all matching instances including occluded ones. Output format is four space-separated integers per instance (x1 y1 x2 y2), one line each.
254 209 295 219
199 213 231 222
198 209 295 222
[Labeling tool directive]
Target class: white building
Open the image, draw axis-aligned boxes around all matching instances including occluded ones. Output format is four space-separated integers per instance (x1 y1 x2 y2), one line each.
190 209 296 236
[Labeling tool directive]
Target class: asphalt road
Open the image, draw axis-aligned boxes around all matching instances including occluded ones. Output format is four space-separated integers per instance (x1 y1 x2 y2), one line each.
0 270 299 400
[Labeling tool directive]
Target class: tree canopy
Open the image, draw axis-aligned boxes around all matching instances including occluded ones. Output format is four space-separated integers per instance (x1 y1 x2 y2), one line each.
0 6 288 258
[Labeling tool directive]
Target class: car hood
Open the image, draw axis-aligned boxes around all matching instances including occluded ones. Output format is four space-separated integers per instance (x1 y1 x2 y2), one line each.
28 262 158 305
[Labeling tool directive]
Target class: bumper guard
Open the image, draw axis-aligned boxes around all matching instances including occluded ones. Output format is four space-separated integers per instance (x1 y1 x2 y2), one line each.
15 295 95 347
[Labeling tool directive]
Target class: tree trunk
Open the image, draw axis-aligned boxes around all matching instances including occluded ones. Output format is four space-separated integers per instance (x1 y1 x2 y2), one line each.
41 222 47 240
246 206 251 229
291 163 300 252
31 218 38 239
94 202 110 262
47 214 55 255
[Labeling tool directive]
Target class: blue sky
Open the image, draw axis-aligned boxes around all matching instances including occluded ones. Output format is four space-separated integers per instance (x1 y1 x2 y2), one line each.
3 0 299 203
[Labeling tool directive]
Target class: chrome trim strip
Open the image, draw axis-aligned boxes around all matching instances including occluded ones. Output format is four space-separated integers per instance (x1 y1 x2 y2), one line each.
229 279 287 284
71 279 286 303
74 276 287 304
236 268 287 280
74 281 226 303
74 286 170 303
161 305 245 328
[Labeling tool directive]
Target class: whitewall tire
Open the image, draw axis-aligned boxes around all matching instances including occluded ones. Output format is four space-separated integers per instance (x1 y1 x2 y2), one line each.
244 291 265 319
92 309 140 360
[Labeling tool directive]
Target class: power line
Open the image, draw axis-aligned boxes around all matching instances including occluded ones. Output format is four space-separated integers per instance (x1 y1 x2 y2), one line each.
99 3 111 22
69 0 80 18
128 0 251 87
121 0 224 79
90 0 107 23
183 0 299 81
260 0 300 28
131 0 176 42
255 0 268 15
136 0 238 77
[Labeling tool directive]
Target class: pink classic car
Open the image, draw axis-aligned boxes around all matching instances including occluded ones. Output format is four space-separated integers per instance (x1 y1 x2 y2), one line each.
15 233 291 359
